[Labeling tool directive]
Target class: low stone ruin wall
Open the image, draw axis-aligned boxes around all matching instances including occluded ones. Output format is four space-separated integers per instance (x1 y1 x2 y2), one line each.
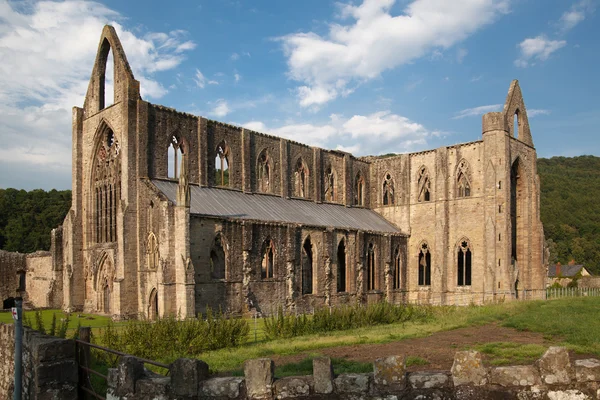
107 346 600 399
0 323 77 399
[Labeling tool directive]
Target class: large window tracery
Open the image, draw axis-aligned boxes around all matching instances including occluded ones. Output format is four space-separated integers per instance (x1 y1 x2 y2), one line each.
257 149 271 193
215 142 230 186
457 240 472 286
417 167 431 202
456 160 472 198
93 126 120 243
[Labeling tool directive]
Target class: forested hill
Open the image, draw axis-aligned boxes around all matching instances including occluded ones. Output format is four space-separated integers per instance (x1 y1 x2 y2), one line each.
0 155 599 274
538 155 600 274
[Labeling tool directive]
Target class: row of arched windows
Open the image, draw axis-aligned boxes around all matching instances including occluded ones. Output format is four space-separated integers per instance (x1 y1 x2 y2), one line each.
417 240 473 287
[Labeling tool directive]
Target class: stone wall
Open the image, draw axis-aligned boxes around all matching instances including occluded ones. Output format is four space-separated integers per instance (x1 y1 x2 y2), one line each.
24 251 54 308
106 347 600 400
579 277 600 289
0 323 78 399
0 250 26 305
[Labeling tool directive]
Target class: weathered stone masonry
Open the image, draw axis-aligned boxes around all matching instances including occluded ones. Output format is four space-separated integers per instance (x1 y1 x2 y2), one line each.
2 25 546 319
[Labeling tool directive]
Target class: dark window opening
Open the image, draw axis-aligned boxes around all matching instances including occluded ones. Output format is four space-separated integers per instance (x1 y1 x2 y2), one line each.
418 242 431 286
210 234 226 280
302 237 314 295
261 240 275 279
457 240 472 286
367 243 376 290
383 173 394 205
337 240 346 293
393 247 401 289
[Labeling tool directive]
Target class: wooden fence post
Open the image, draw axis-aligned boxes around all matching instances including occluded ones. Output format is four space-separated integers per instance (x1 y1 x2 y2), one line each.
78 327 91 399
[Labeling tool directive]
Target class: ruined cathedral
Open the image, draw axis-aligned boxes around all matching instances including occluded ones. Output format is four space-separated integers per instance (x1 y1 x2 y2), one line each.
1 26 546 319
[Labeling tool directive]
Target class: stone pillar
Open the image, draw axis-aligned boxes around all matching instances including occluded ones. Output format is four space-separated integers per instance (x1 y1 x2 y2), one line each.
198 117 208 186
313 147 322 202
280 139 289 198
241 128 252 193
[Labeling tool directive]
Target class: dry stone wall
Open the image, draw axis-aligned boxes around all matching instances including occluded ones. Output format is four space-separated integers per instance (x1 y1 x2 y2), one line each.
105 347 600 400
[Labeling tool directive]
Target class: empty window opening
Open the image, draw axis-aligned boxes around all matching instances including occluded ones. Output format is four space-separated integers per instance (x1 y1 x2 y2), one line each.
418 242 431 286
367 243 376 290
355 172 365 206
324 166 336 202
146 233 159 270
261 240 275 279
457 240 472 286
498 258 501 267
215 142 230 186
498 181 502 190
103 282 111 314
514 112 519 139
456 160 471 198
417 167 431 202
499 233 501 242
499 205 502 213
302 237 314 295
149 289 158 320
337 240 347 293
168 136 185 179
295 158 309 198
257 150 271 193
393 247 401 290
210 234 226 280
99 39 115 110
93 127 120 244
383 173 395 205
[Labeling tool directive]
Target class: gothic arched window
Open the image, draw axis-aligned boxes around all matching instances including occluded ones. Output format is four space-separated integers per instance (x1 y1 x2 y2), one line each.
92 125 120 244
367 243 376 290
294 158 309 198
393 246 401 289
337 239 347 293
354 171 365 206
417 166 431 202
257 150 271 193
261 239 275 279
215 142 230 186
457 239 472 286
210 233 226 280
168 135 185 179
324 166 336 202
146 232 159 270
383 173 395 205
456 160 472 198
302 236 314 294
418 242 431 286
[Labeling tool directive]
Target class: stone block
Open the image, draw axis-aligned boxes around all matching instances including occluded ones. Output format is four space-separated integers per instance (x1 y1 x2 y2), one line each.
537 346 573 384
114 356 144 396
482 112 507 133
408 372 450 389
35 360 78 386
312 357 333 394
575 359 600 382
35 385 78 400
490 366 542 387
201 377 245 399
373 355 406 386
170 358 209 396
106 368 118 389
274 376 312 399
333 373 371 394
547 389 591 400
34 337 75 363
451 350 487 386
136 376 169 399
244 358 274 399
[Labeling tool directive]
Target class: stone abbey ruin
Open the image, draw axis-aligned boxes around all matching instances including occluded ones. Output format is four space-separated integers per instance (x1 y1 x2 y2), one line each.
0 26 545 319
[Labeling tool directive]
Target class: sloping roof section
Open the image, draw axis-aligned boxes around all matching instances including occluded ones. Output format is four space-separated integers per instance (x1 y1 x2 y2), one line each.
151 180 402 234
548 264 585 278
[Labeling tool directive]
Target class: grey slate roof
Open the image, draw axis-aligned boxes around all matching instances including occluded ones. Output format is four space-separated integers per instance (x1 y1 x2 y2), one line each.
548 264 585 278
151 180 401 234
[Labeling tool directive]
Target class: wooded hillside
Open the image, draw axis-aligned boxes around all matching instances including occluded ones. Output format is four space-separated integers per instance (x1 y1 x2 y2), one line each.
0 155 598 273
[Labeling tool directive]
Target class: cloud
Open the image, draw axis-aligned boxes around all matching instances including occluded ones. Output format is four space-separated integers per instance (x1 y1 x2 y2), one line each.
527 109 551 117
234 73 241 82
453 104 502 119
0 1 196 189
210 99 231 117
230 52 240 61
280 0 510 107
241 111 439 156
557 0 595 33
195 69 219 87
514 35 566 68
456 48 468 64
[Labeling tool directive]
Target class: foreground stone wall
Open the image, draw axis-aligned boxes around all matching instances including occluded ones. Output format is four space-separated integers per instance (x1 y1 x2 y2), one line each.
0 323 78 399
0 249 26 304
107 347 600 400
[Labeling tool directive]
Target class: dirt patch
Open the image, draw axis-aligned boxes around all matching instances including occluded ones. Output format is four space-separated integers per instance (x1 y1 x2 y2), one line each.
271 323 567 371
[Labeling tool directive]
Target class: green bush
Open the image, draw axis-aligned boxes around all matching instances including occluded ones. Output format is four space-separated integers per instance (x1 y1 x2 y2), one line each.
263 302 433 339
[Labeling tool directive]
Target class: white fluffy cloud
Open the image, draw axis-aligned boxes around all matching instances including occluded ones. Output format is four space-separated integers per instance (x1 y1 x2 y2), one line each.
210 99 231 117
241 111 439 156
280 0 510 107
514 35 566 68
0 1 195 189
557 0 595 33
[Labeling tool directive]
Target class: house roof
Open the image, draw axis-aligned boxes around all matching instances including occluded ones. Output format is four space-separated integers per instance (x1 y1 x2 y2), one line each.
151 180 403 234
548 264 585 278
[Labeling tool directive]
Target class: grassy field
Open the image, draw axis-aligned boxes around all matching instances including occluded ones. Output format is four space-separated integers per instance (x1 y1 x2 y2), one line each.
3 297 600 376
0 309 115 330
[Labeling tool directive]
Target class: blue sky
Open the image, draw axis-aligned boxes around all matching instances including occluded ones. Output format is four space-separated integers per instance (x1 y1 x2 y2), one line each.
0 0 598 190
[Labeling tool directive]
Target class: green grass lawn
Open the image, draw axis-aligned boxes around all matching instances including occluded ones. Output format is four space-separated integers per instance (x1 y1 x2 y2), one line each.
4 297 600 377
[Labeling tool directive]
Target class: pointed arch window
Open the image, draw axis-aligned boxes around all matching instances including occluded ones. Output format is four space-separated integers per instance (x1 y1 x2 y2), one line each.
210 233 226 280
393 247 401 289
354 171 365 206
261 239 275 279
457 240 472 286
367 243 376 291
302 237 314 295
93 126 120 244
417 167 431 202
215 142 230 186
383 173 395 205
294 158 309 198
257 150 271 193
418 242 431 286
146 233 159 270
168 135 185 179
103 281 111 314
324 166 336 202
98 38 115 110
337 239 347 293
148 289 158 320
456 160 472 198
